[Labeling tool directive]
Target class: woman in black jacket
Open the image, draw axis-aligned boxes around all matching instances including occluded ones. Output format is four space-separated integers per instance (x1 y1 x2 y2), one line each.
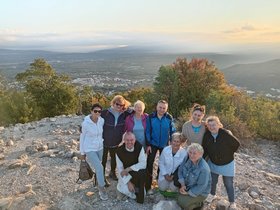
202 116 240 210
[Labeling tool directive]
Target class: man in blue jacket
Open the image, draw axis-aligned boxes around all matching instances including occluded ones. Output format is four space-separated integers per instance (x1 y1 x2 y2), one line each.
145 100 176 194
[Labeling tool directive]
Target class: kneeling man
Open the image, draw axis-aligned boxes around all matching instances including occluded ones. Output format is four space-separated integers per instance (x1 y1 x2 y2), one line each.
116 132 146 203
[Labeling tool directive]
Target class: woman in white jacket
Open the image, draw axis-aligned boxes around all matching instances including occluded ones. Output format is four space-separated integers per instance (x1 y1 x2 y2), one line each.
158 132 186 192
80 103 108 201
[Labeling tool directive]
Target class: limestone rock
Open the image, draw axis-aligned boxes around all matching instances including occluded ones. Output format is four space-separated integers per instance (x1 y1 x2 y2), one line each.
248 203 266 210
25 145 39 154
0 197 12 209
153 200 181 210
215 199 229 210
47 142 57 149
0 154 5 160
8 159 23 169
6 140 14 146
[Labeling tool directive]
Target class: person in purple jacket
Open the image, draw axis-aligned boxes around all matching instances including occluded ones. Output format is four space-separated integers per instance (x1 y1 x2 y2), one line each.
125 100 148 150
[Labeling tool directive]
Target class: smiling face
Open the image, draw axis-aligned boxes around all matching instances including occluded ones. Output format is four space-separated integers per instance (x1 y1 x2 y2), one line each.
171 136 182 151
207 120 220 134
188 148 203 164
156 102 168 117
134 103 144 115
124 133 136 150
192 110 204 123
113 100 125 112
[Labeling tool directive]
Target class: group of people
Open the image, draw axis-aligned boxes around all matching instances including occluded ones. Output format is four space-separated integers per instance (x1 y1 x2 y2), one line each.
79 95 240 210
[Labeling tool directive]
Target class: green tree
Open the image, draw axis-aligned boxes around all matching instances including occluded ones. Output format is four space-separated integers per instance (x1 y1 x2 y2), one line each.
154 58 226 117
16 58 78 118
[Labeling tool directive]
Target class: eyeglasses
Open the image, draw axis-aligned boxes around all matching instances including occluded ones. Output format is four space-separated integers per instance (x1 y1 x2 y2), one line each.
115 102 124 107
93 110 101 113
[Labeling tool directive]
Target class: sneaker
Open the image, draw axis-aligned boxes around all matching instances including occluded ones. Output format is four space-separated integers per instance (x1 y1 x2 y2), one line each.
76 179 83 184
104 178 110 187
147 189 155 196
229 202 237 210
99 190 108 201
109 171 118 181
116 191 127 201
205 194 217 203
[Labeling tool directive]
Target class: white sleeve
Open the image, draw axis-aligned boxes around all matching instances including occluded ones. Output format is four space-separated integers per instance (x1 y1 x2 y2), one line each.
159 149 168 175
116 154 132 184
79 123 86 155
130 148 147 171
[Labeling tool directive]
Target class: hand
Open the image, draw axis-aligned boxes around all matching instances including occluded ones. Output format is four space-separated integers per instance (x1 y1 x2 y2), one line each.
127 181 135 192
179 186 187 195
80 155 86 160
120 169 129 177
164 174 173 182
146 146 152 154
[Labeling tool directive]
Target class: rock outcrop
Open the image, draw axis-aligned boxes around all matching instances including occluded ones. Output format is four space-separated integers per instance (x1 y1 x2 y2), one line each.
0 115 279 210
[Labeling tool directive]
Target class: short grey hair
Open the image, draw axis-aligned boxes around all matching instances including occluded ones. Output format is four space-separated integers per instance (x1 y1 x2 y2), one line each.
134 100 145 110
171 132 185 143
188 143 204 154
122 131 136 141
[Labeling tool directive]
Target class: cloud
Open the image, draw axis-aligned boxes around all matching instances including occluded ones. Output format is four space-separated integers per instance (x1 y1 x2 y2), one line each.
223 24 258 34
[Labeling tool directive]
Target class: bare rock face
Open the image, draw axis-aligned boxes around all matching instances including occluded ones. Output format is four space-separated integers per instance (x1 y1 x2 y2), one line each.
8 159 24 169
215 199 229 210
153 200 181 210
25 145 39 154
0 115 279 210
0 154 5 160
47 142 57 149
6 139 14 146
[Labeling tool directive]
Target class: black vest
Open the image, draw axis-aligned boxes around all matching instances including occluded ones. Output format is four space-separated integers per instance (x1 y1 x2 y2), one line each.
116 141 142 169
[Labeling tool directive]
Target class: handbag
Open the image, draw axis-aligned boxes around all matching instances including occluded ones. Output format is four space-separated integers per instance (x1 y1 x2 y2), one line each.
76 160 94 183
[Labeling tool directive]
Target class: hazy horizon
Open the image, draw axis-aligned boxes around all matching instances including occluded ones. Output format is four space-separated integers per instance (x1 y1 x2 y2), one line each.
1 0 280 54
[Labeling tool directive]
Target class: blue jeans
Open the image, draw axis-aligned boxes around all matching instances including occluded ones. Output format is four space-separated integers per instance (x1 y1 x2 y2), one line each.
210 172 235 202
86 150 105 187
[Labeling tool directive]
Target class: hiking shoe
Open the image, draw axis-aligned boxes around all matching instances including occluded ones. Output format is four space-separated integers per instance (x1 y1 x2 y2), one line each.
205 194 217 203
104 178 110 187
229 202 237 210
99 190 108 201
147 189 155 196
109 171 118 181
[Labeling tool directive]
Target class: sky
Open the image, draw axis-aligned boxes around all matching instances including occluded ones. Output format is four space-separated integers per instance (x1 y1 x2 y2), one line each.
1 0 280 53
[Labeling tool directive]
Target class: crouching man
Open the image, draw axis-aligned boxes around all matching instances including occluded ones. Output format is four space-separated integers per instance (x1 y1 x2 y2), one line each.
116 131 147 203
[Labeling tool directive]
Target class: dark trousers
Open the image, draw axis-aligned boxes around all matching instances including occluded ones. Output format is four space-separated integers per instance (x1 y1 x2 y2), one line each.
145 145 163 191
130 169 146 204
211 172 235 202
102 146 117 174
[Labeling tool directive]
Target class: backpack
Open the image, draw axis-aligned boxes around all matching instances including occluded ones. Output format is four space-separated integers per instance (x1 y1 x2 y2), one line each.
76 160 95 182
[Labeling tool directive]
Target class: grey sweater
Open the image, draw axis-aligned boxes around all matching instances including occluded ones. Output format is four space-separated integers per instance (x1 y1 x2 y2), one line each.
182 121 206 145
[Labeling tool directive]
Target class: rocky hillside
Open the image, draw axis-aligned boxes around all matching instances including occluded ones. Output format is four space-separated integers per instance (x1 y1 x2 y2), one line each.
0 115 279 210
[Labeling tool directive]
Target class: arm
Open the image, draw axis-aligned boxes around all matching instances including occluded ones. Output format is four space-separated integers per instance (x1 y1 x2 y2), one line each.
128 148 147 172
116 154 132 184
178 156 187 186
158 149 168 176
188 168 210 197
227 130 240 152
79 123 86 155
202 133 208 159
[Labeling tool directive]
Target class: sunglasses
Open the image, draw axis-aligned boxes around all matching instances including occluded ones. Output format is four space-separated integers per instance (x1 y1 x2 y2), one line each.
115 102 124 107
93 110 101 113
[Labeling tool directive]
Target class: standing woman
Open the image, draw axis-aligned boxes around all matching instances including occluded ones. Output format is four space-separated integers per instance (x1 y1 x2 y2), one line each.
80 103 108 200
125 100 148 149
182 104 206 145
202 116 240 209
101 95 132 183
